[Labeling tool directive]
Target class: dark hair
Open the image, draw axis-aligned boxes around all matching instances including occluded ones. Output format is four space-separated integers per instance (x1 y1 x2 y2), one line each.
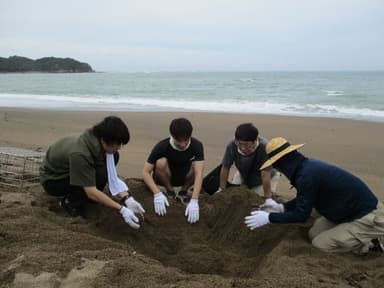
92 116 130 145
169 118 193 139
235 123 259 141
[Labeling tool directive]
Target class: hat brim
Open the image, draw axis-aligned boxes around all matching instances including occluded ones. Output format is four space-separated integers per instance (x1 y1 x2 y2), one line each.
260 143 305 170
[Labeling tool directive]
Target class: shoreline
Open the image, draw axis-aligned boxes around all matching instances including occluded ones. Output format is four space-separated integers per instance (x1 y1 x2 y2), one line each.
1 105 384 124
1 107 383 200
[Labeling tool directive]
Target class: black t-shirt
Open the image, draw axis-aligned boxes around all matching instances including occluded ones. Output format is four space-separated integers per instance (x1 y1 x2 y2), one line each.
147 137 204 169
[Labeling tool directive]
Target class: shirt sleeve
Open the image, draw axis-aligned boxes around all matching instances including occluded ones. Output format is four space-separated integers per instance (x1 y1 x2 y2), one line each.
69 152 96 187
194 140 205 161
147 142 164 164
269 180 315 224
283 198 297 211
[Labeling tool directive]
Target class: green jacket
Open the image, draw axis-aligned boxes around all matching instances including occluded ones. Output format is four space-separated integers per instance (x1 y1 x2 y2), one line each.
40 129 105 187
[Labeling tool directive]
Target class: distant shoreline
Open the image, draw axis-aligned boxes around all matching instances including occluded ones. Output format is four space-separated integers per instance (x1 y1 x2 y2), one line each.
0 104 383 124
1 105 383 124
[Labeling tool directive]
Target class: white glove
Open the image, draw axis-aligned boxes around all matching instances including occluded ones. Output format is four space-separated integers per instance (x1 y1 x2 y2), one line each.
154 192 169 216
125 196 145 216
259 198 284 213
244 210 270 230
185 199 199 224
120 206 140 229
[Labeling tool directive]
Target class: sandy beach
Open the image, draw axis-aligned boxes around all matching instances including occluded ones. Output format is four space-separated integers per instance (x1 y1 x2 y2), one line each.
1 107 384 287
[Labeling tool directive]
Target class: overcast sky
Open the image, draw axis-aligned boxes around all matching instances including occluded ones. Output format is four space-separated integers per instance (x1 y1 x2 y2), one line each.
0 0 383 72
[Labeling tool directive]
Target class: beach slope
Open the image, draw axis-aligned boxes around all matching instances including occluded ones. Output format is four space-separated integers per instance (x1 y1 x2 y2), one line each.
1 108 384 287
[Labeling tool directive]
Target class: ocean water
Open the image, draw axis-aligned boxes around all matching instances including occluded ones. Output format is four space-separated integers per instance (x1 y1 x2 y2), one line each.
0 71 384 122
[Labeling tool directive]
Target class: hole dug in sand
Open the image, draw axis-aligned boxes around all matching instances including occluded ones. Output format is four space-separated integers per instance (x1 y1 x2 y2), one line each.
88 179 296 278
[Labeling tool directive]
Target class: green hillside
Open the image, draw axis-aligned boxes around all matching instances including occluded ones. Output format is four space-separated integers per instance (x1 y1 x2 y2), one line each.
0 56 94 73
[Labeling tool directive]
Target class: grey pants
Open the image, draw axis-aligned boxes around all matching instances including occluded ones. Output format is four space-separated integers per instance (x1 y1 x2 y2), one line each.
309 202 384 253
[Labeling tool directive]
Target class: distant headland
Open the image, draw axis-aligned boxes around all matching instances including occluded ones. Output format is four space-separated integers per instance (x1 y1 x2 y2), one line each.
0 56 94 73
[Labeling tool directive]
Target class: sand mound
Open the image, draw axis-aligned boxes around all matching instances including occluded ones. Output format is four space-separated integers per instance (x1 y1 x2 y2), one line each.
1 180 384 287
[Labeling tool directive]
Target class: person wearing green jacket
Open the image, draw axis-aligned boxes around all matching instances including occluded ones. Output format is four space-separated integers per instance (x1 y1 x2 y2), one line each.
40 116 144 229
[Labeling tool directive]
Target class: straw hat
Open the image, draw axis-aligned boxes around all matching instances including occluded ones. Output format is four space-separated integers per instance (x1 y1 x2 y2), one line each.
260 137 305 170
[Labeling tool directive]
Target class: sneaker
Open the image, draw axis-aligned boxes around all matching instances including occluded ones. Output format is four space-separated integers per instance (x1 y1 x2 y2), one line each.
176 190 191 205
59 197 81 217
370 238 384 253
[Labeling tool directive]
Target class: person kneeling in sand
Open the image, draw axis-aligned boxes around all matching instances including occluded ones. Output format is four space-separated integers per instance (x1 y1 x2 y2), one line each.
209 123 279 201
142 118 204 224
40 116 145 229
245 137 384 255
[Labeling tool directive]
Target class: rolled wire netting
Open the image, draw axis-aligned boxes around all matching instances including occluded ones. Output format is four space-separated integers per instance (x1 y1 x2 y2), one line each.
0 147 45 190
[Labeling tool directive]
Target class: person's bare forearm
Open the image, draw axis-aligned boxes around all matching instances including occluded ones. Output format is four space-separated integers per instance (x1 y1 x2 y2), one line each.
261 170 272 198
143 171 161 194
142 162 161 194
220 166 230 189
191 161 204 199
84 186 122 211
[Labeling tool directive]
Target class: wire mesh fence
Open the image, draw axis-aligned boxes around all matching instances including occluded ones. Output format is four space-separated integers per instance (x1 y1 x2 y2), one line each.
0 147 45 190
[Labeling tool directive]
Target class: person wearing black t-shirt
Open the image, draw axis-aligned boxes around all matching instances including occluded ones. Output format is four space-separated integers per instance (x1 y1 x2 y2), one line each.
143 118 204 224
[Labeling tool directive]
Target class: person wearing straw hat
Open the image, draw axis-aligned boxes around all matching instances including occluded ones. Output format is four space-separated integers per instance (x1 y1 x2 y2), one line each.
244 137 384 254
215 123 280 199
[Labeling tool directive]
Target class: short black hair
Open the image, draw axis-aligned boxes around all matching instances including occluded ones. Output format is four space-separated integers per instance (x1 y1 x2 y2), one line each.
92 116 130 145
169 118 193 139
235 123 259 141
